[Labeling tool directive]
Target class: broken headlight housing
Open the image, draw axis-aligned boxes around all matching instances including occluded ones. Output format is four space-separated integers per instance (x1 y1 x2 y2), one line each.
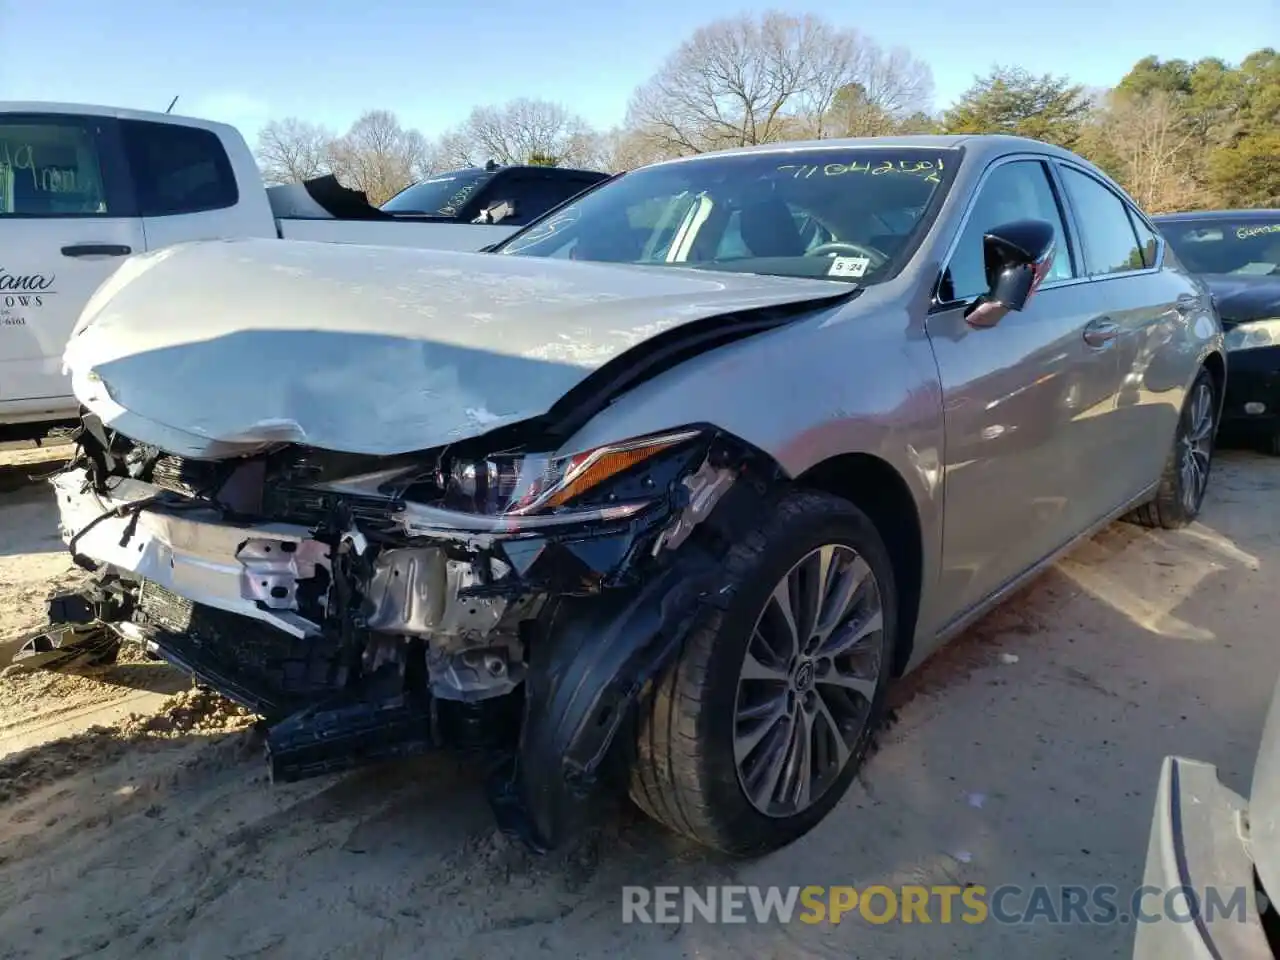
400 428 707 534
442 428 704 516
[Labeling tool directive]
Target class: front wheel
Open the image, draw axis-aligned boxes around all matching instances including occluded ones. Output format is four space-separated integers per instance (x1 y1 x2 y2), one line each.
628 489 898 855
1127 366 1218 529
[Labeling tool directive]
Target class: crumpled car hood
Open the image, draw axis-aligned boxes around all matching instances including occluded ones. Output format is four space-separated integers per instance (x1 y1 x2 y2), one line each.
65 238 848 458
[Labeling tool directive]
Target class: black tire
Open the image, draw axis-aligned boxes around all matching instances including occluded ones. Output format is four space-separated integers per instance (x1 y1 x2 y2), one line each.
1127 366 1219 530
1266 431 1280 458
628 488 898 856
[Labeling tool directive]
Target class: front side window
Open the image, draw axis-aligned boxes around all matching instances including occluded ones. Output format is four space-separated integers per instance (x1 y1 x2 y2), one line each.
0 119 110 216
1058 167 1147 276
1158 218 1280 277
496 148 959 285
120 119 238 217
941 159 1075 303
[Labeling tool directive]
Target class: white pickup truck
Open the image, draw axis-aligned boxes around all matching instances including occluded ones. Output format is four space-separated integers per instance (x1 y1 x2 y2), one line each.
0 102 610 439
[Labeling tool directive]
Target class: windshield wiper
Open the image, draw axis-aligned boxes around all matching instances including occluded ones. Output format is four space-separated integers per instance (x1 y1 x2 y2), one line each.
384 211 456 221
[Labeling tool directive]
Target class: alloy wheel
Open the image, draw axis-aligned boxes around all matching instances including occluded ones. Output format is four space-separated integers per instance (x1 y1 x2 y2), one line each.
1179 380 1215 514
732 543 885 818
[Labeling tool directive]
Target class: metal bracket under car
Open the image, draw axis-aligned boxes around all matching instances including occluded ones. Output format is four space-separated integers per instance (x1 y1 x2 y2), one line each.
1 585 133 674
1 624 122 674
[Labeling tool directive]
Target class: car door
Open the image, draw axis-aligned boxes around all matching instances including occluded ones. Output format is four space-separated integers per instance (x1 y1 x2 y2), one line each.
927 155 1120 619
1053 162 1195 501
0 112 143 408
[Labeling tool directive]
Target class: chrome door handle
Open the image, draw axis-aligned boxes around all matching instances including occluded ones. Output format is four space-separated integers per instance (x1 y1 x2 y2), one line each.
1083 319 1120 348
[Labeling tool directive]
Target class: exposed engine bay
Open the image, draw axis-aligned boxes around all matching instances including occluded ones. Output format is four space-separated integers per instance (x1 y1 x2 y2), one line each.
39 412 779 849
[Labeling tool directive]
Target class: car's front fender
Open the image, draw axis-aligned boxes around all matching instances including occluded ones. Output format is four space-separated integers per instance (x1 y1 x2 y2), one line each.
552 302 945 633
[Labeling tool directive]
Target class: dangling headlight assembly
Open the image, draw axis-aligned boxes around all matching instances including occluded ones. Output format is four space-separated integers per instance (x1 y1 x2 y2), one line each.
405 428 708 534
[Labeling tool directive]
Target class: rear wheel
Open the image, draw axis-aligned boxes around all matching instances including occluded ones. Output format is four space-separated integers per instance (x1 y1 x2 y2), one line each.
1127 366 1218 530
628 489 898 855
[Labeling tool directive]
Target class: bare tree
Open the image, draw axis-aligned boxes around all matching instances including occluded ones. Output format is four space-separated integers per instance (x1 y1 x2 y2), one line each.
625 12 809 153
791 25 932 137
856 44 935 123
255 118 335 185
824 84 895 138
624 12 934 154
1095 90 1200 212
423 129 483 172
326 110 430 205
433 98 598 168
587 126 682 172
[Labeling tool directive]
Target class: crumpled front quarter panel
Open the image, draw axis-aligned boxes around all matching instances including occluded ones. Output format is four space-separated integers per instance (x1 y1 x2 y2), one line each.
558 287 945 623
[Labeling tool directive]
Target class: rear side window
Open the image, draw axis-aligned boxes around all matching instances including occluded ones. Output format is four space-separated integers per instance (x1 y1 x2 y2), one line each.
1058 167 1146 275
1127 210 1161 268
120 119 238 216
0 118 112 216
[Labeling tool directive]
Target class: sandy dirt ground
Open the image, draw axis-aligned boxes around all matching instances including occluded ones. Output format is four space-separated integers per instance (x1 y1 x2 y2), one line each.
0 440 1277 960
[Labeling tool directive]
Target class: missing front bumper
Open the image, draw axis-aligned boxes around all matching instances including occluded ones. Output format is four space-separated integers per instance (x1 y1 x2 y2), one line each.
53 468 332 638
42 434 752 851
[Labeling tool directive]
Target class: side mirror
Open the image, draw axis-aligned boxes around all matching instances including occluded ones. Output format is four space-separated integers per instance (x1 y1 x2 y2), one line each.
966 219 1056 328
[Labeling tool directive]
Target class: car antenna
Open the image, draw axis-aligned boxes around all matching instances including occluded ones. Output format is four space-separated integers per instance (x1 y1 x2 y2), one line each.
164 96 179 114
485 159 498 171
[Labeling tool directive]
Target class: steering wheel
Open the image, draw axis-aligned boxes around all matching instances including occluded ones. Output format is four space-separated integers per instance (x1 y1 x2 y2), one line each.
807 241 889 270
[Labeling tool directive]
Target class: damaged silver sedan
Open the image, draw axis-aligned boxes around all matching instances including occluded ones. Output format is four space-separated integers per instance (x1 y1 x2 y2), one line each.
37 134 1225 855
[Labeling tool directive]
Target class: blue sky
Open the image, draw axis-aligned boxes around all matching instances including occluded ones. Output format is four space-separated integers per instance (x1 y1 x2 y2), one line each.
0 0 1274 143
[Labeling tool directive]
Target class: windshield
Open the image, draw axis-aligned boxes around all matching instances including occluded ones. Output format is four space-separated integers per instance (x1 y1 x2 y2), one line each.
1158 217 1280 277
496 147 959 284
381 169 493 217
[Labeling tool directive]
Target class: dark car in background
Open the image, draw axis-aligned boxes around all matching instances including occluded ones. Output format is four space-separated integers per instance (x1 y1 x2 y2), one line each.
1154 210 1280 453
381 163 611 226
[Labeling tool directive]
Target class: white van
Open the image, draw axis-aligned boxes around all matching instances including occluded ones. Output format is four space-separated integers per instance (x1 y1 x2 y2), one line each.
0 102 609 439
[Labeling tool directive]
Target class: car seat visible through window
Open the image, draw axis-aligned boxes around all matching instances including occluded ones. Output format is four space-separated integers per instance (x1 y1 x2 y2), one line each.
739 197 808 258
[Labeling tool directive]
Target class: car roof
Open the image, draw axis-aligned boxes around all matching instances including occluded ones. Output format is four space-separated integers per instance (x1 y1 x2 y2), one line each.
493 165 609 178
645 134 1080 169
0 100 220 126
1152 209 1280 222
